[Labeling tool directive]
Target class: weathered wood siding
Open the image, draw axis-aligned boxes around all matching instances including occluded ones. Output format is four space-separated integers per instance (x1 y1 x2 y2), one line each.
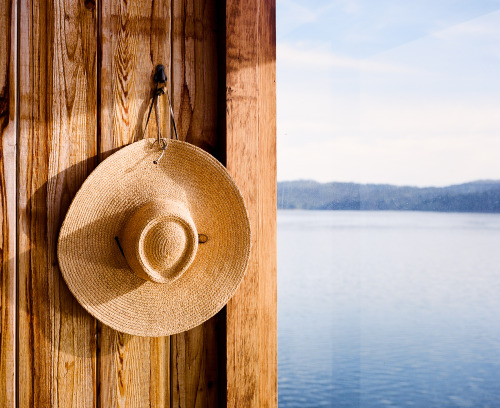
0 0 276 406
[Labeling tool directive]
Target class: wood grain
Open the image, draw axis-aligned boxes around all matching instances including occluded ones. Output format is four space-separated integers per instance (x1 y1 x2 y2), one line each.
98 1 171 406
225 0 277 407
171 0 219 153
18 0 98 406
170 317 221 408
11 0 276 406
170 0 221 406
0 1 17 406
256 2 277 405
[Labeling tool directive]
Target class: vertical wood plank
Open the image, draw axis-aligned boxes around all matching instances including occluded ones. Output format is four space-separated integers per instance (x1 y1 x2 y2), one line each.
225 3 260 404
98 1 171 406
171 0 219 152
170 0 221 406
0 1 17 406
18 0 98 407
256 2 277 405
225 0 277 407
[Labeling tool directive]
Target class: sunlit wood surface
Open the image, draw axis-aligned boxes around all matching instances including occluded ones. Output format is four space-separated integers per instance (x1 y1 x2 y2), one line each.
2 0 275 406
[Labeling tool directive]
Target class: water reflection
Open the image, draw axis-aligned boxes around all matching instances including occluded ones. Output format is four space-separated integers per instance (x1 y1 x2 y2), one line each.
278 210 500 407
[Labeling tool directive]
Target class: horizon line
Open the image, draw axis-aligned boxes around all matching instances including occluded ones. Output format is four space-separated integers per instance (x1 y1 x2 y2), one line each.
277 178 500 189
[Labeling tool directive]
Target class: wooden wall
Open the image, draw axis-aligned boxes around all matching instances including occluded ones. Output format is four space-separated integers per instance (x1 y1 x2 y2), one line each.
0 0 276 406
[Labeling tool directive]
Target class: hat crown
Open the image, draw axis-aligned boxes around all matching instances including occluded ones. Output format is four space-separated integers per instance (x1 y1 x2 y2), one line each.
119 198 198 284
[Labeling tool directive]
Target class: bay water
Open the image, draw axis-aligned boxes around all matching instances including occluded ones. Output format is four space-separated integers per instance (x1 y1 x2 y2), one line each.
278 210 500 407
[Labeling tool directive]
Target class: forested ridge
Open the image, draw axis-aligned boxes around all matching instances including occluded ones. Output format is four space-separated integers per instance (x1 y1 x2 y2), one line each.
278 180 500 213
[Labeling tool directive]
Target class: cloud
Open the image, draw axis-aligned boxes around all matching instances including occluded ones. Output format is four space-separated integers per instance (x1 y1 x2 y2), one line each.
277 0 340 38
278 42 417 74
432 9 500 40
278 135 500 187
277 0 318 26
277 9 500 186
337 0 361 14
357 100 500 138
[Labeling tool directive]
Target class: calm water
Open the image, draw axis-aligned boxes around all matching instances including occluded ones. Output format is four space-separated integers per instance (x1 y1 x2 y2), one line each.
278 210 500 408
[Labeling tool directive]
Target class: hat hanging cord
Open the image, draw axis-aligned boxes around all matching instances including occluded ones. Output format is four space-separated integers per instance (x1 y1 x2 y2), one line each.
144 64 179 164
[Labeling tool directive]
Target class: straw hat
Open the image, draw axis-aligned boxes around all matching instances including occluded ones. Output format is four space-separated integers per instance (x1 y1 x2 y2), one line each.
57 139 251 337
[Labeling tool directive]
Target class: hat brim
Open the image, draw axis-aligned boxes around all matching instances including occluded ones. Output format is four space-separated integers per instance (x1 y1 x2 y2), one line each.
57 139 251 336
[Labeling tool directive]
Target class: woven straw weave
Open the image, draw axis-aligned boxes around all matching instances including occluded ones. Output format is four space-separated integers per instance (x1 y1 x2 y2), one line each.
57 139 251 337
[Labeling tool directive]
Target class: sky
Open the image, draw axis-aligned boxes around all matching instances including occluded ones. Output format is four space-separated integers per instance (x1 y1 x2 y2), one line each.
277 0 500 186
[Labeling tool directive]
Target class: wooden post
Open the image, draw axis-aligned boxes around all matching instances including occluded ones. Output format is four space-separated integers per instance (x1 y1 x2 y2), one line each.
225 0 277 407
0 1 17 406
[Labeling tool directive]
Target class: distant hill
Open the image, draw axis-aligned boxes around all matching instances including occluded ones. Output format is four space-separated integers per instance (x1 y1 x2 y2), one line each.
277 180 500 213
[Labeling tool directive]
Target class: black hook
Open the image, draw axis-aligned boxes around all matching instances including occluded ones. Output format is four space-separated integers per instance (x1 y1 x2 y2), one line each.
154 64 167 84
143 64 179 164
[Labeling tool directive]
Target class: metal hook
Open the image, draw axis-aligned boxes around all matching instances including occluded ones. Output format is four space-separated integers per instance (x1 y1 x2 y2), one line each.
154 64 168 83
152 137 168 165
144 64 179 164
